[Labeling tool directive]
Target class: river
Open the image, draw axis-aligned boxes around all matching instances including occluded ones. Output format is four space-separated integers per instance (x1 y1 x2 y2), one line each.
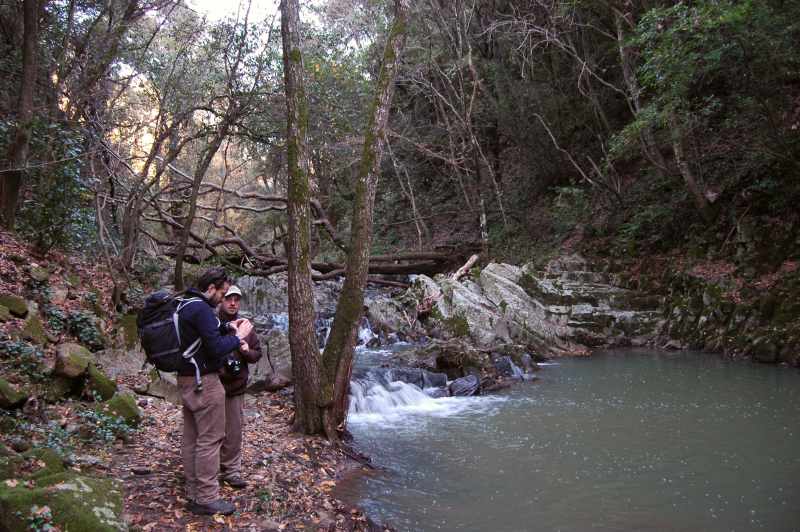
337 348 800 532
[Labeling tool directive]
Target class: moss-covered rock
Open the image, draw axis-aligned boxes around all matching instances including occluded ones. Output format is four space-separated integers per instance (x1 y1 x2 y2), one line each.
28 266 50 283
44 376 78 403
97 393 141 427
0 305 11 323
20 314 47 345
0 472 126 531
119 313 138 349
22 447 66 480
86 364 117 401
0 294 28 318
54 343 94 378
0 378 27 409
0 454 22 481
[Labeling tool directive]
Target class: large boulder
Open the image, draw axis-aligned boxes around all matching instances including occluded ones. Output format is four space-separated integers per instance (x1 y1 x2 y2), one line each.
54 343 94 378
249 329 292 388
135 369 180 405
448 375 480 396
236 273 343 316
365 296 408 337
479 263 579 354
405 338 492 379
94 348 143 378
0 379 27 409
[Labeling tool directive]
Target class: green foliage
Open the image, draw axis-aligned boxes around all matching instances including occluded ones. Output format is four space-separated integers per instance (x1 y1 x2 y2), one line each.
24 504 57 532
0 335 46 382
550 187 589 235
9 120 95 254
76 407 134 445
615 204 675 255
67 311 105 351
43 305 68 334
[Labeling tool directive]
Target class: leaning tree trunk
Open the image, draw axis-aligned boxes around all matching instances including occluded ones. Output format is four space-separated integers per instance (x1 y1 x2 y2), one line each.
281 0 324 435
1 0 39 228
319 0 411 441
173 122 231 291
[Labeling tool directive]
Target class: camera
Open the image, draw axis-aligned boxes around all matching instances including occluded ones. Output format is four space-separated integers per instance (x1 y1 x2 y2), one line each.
224 355 242 376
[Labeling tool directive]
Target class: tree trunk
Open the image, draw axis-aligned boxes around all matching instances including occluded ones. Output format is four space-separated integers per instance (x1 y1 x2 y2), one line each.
318 0 411 441
1 0 39 228
173 123 231 291
668 112 713 223
281 0 324 435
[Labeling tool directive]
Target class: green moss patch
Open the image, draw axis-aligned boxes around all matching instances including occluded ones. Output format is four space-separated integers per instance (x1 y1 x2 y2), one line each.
97 393 141 428
0 378 27 409
0 472 126 531
119 313 138 349
0 294 28 318
0 305 11 323
21 314 47 345
86 364 117 401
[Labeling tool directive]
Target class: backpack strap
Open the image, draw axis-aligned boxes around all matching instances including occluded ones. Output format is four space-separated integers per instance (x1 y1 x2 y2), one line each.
173 297 205 392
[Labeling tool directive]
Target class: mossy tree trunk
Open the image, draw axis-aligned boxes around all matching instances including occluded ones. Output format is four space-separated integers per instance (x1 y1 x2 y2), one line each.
319 0 411 441
281 0 324 435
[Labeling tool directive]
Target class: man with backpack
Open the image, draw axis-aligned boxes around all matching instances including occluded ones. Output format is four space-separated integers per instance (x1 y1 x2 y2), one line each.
217 285 262 489
176 268 253 516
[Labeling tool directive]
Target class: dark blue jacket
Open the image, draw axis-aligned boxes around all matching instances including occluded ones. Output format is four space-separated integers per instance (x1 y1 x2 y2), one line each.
177 288 240 376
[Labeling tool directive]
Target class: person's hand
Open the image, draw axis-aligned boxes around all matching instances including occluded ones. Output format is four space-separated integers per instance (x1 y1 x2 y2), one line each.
235 319 253 339
239 340 250 353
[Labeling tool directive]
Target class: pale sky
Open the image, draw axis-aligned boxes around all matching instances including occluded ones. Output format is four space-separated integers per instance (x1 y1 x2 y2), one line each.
185 0 279 22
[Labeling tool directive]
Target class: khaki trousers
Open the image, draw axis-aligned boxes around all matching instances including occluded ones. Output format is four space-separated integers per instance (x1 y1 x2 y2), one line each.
179 373 225 504
220 393 244 479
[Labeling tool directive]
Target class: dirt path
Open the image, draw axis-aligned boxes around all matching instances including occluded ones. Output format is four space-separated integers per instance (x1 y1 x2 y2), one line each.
110 385 382 531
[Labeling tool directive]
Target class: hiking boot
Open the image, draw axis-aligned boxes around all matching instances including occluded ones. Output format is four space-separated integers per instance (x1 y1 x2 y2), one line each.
188 499 236 516
221 476 248 489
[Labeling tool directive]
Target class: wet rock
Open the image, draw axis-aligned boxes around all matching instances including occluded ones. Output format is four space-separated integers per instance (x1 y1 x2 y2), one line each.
424 387 449 399
0 294 28 318
493 356 522 379
389 368 424 388
54 343 94 378
751 336 779 363
448 375 480 397
421 370 447 388
0 378 27 409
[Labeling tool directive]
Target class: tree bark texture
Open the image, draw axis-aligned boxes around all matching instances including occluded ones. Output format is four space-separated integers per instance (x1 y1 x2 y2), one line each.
1 0 39 228
319 0 411 440
281 0 323 435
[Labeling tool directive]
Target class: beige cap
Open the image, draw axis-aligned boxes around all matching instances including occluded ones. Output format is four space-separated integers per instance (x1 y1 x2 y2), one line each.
225 285 243 298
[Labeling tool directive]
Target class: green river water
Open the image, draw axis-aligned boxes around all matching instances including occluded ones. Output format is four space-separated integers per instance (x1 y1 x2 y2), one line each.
339 349 800 532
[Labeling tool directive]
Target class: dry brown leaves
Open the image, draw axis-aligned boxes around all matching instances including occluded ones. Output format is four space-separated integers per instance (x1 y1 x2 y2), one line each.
111 378 382 531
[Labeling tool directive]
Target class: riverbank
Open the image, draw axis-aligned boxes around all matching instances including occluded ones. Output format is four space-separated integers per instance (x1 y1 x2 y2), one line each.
0 230 384 531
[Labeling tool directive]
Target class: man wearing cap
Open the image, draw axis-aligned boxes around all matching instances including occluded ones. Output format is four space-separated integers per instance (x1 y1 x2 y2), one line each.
217 285 262 489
